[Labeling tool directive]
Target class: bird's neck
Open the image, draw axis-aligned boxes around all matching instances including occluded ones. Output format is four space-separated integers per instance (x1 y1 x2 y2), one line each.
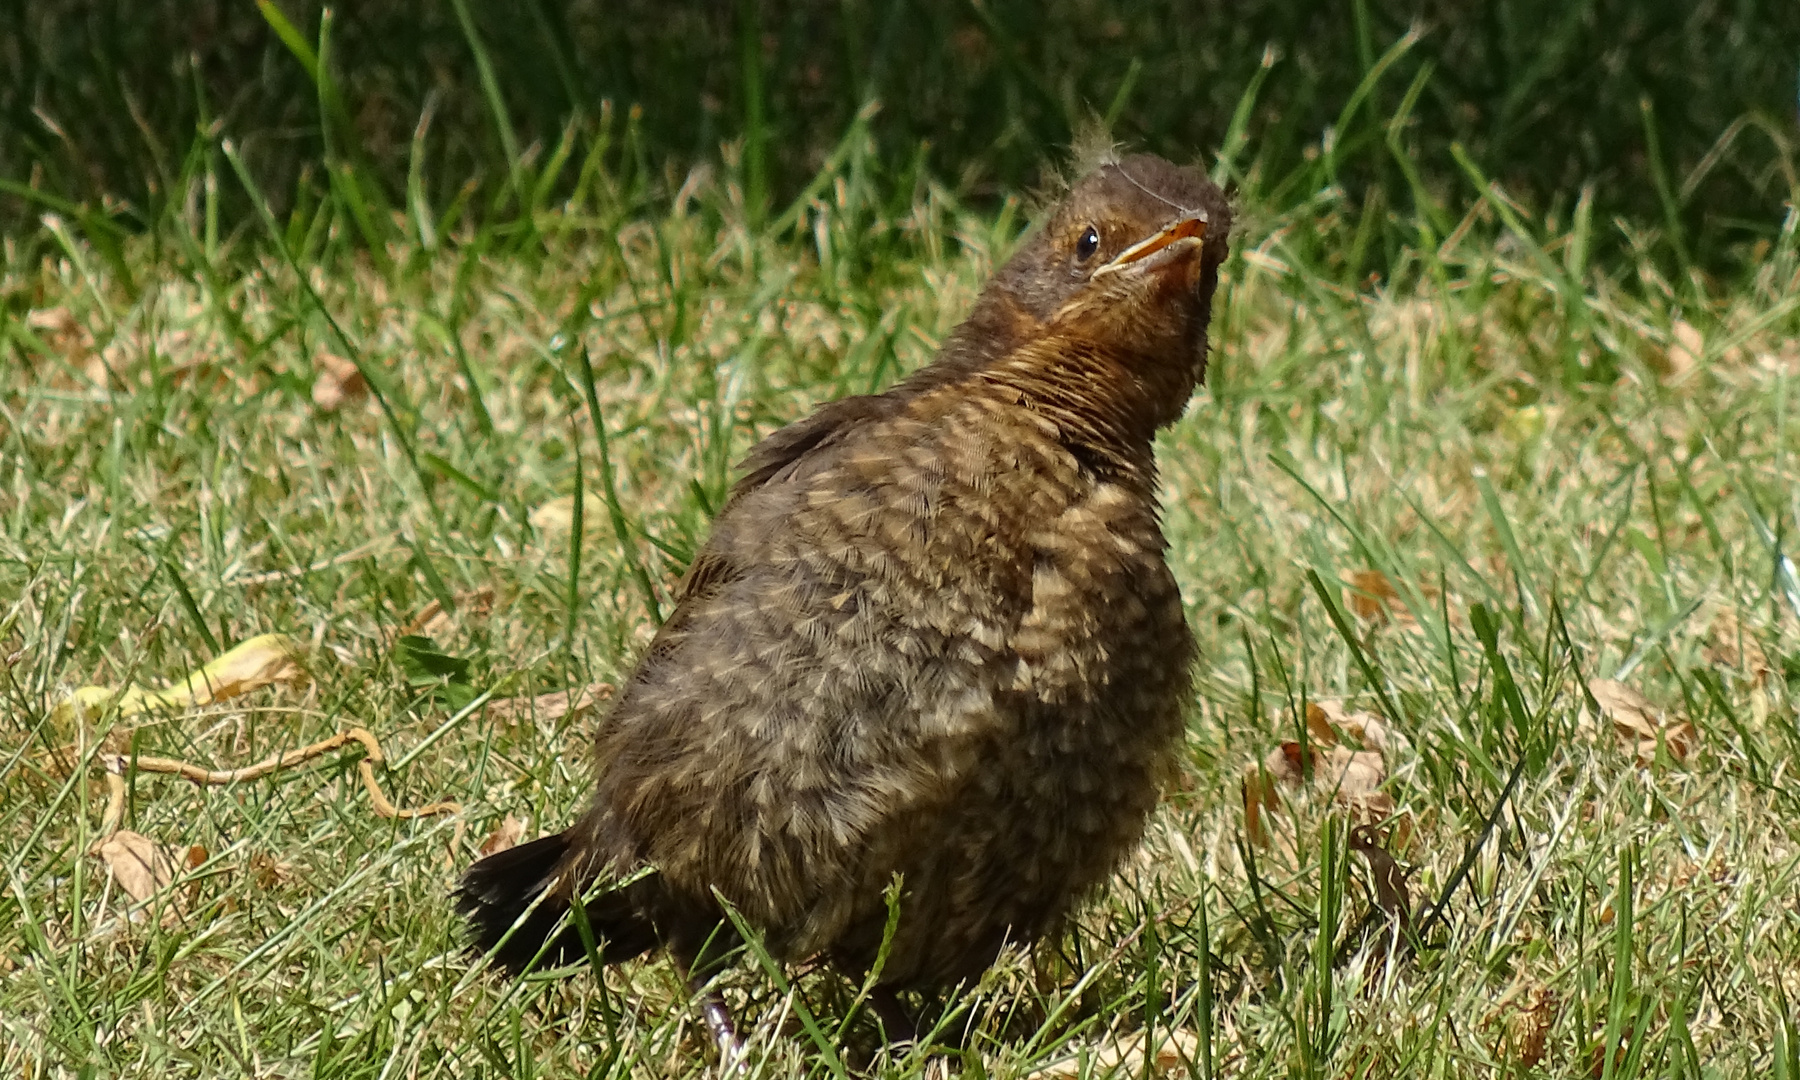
897 297 1196 478
976 337 1193 474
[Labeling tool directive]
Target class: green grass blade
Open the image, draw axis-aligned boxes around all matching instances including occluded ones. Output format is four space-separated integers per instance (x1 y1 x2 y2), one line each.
572 343 663 624
448 0 523 195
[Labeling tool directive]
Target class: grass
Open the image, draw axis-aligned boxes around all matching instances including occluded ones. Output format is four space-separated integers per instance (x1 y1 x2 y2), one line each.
4 105 1800 1078
7 1 1800 275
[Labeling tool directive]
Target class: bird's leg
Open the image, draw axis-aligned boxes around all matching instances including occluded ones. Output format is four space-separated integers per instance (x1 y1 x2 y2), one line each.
868 986 919 1048
672 948 747 1073
697 987 746 1073
833 954 920 1050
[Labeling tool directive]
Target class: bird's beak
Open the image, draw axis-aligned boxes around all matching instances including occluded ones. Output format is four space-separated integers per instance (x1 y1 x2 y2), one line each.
1094 214 1209 276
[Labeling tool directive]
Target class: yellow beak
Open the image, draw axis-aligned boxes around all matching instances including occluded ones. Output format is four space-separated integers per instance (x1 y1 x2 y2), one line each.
1099 214 1209 272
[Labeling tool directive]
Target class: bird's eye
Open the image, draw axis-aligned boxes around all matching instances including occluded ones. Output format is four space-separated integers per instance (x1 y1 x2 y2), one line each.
1075 225 1101 262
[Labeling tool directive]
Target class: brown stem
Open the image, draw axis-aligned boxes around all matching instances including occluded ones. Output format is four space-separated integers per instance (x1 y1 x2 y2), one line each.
100 726 460 820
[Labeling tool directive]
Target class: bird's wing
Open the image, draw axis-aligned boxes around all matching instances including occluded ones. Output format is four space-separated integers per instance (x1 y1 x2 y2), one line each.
663 393 894 606
644 393 894 658
729 394 895 499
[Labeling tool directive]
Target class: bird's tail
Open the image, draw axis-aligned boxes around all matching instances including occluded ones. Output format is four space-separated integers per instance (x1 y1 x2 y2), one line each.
455 830 660 973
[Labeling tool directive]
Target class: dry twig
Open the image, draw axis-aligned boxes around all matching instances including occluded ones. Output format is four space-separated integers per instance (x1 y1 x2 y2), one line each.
101 727 460 819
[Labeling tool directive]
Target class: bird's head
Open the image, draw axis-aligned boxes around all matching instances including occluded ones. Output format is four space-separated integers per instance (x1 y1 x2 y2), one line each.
944 154 1233 438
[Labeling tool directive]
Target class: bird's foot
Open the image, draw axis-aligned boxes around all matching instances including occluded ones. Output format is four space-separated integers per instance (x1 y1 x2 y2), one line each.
697 983 748 1074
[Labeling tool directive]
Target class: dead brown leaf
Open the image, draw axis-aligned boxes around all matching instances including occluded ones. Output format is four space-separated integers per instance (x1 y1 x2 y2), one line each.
1510 984 1558 1068
478 814 529 857
1023 1029 1202 1079
1326 746 1392 821
1587 678 1697 765
311 352 367 412
484 683 613 725
1303 701 1339 745
96 831 179 916
250 852 295 890
402 586 497 639
1349 825 1410 925
1344 569 1429 631
1307 700 1392 753
1346 569 1399 622
1704 607 1770 685
1244 702 1399 850
1660 319 1703 382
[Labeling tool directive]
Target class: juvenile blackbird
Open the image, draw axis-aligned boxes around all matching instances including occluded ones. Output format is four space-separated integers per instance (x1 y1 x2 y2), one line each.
458 153 1232 1061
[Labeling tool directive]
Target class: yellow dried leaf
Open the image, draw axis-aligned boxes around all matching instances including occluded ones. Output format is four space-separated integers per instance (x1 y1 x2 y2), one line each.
1024 1029 1202 1079
529 496 577 533
54 634 306 727
54 685 118 727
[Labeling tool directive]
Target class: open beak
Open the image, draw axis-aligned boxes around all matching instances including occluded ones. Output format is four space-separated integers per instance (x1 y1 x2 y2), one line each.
1094 214 1209 276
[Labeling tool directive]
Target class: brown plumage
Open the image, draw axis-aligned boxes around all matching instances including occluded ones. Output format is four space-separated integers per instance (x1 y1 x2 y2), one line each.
458 152 1232 1056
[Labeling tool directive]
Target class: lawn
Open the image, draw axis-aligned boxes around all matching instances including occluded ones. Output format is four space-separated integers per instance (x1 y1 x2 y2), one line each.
3 135 1800 1077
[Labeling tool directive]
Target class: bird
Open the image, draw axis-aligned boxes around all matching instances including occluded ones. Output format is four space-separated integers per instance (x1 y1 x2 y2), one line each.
457 152 1232 1066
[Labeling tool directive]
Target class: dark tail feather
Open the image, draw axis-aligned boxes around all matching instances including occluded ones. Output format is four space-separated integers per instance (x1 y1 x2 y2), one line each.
455 831 660 973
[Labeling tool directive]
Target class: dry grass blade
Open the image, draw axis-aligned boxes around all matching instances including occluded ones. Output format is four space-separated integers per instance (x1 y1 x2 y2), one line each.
230 537 396 585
